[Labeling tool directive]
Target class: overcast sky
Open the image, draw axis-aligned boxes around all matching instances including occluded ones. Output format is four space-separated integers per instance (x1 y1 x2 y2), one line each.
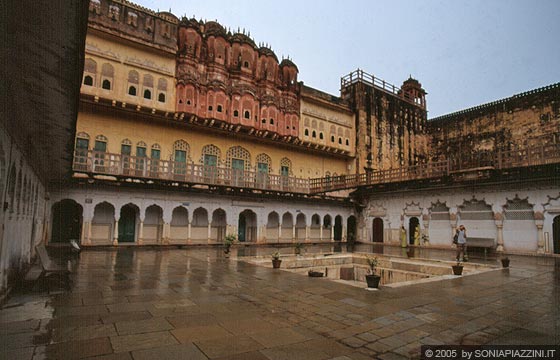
135 0 560 118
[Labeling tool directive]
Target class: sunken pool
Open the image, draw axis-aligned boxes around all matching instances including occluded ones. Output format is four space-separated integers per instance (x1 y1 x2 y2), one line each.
243 253 497 288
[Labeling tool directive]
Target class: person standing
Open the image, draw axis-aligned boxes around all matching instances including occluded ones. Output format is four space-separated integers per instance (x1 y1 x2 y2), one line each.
455 225 468 262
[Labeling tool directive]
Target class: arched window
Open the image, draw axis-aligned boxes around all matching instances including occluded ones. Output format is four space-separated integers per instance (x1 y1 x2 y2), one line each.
233 110 239 117
226 146 251 171
83 58 97 86
312 131 316 138
280 157 292 176
144 89 151 99
157 78 167 91
101 63 114 90
338 137 342 144
243 61 249 68
243 110 250 119
173 140 189 175
128 86 136 96
319 132 324 140
305 129 309 136
345 139 349 146
143 74 153 87
201 144 221 165
331 135 335 142
102 79 111 90
83 75 93 86
217 105 223 113
74 132 89 167
270 118 274 125
158 93 165 102
208 105 213 111
256 153 272 173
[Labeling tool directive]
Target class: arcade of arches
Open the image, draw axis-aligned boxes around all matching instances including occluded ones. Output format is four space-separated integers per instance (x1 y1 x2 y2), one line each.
49 193 356 246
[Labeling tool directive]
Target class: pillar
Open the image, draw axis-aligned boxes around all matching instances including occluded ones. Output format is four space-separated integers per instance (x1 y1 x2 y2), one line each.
137 220 144 245
536 221 545 254
342 225 346 242
278 224 282 243
207 223 212 244
494 213 504 252
305 226 310 242
187 221 192 244
86 221 92 245
330 226 334 242
292 225 296 242
162 223 170 245
113 218 119 245
319 226 323 242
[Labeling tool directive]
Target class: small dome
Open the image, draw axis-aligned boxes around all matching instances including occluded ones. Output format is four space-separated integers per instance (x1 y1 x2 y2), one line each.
280 58 298 71
231 32 256 48
179 17 200 30
402 76 422 88
205 21 227 37
258 47 278 61
157 11 179 23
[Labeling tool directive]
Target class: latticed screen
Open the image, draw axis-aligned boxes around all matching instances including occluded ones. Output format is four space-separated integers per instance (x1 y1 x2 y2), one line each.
504 199 534 220
459 200 493 220
226 146 251 171
430 202 450 220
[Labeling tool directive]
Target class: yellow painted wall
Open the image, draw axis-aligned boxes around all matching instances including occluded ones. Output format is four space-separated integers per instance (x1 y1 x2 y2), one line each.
81 32 176 112
77 111 349 178
300 98 355 157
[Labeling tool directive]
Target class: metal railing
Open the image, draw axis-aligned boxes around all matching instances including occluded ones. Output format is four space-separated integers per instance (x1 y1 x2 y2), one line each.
73 143 560 195
340 69 421 105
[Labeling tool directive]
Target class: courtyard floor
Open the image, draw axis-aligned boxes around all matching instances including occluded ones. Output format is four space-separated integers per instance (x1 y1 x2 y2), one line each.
1 245 559 359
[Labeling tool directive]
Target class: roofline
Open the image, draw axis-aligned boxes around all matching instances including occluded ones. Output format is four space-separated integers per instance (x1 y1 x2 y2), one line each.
429 82 560 122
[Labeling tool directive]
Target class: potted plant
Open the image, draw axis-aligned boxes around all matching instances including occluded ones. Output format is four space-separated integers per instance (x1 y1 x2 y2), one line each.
294 242 304 255
501 256 510 268
365 256 381 289
223 234 235 256
271 252 282 269
452 260 463 275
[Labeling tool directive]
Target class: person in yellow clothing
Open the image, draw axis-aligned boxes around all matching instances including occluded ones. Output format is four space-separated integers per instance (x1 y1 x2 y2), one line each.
400 225 407 248
414 226 420 246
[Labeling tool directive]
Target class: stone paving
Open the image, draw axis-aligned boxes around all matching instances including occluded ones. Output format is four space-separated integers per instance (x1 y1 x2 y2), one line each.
1 246 559 359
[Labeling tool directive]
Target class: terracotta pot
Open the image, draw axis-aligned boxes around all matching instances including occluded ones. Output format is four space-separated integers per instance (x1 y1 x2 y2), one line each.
272 259 282 269
452 265 463 275
365 274 381 288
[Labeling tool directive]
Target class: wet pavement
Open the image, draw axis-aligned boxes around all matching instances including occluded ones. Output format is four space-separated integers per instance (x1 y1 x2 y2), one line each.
1 245 559 359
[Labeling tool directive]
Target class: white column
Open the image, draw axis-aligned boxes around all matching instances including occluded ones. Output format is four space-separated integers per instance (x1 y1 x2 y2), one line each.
319 226 323 242
162 223 170 244
495 213 504 252
86 221 92 245
207 223 212 244
138 220 144 245
305 226 310 242
113 218 119 245
292 225 296 242
330 226 334 242
187 221 192 244
278 224 282 243
536 221 545 254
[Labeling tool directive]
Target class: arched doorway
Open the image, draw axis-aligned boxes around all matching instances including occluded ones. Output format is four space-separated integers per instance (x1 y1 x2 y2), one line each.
409 217 419 245
372 218 383 242
334 215 343 241
238 210 256 242
346 216 357 243
51 200 83 243
554 216 560 254
119 204 138 243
